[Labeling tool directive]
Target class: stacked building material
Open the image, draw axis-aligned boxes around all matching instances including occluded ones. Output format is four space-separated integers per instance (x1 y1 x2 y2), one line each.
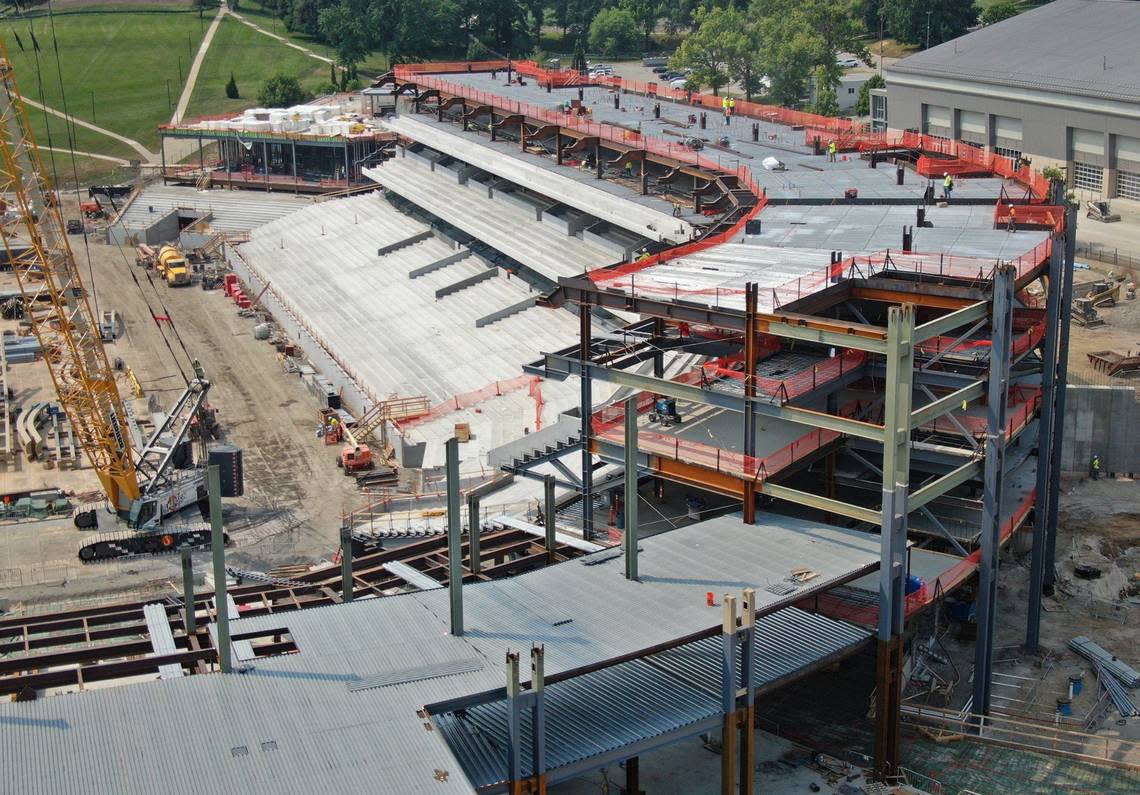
1070 636 1140 717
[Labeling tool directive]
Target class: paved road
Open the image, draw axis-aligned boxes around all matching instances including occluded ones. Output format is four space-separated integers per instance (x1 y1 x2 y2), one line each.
171 1 228 125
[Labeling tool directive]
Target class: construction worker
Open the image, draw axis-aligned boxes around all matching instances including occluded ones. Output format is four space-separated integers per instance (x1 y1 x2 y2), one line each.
1007 204 1018 233
722 95 730 125
827 140 837 162
1090 454 1101 480
728 97 735 121
942 172 954 200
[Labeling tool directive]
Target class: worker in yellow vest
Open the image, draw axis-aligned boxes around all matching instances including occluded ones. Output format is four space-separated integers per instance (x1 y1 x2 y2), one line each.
827 140 837 162
722 95 730 125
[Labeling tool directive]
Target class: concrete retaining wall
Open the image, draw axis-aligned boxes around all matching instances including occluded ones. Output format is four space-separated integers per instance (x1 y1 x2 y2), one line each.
1061 385 1140 474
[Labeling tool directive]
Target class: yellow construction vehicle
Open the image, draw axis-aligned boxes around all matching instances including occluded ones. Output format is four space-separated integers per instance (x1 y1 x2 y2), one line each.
156 244 191 286
0 42 227 561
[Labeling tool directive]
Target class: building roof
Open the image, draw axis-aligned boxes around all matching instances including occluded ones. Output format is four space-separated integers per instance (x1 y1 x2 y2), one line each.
887 0 1140 104
115 185 314 234
0 512 880 794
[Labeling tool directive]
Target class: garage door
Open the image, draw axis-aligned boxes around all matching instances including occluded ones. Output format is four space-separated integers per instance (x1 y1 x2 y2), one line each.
924 105 951 137
959 110 985 144
994 115 1022 148
1072 162 1103 193
1118 170 1140 201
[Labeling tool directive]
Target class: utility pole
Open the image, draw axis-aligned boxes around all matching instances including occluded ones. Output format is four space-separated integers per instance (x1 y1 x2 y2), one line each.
926 11 933 49
166 79 172 110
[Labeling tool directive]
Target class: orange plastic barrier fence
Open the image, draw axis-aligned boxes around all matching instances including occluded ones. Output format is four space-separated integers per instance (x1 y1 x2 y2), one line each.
993 203 1064 234
700 348 867 403
920 385 1042 440
399 374 540 429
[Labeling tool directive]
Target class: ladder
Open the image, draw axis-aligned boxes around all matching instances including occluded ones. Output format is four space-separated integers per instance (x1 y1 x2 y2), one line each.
354 396 431 442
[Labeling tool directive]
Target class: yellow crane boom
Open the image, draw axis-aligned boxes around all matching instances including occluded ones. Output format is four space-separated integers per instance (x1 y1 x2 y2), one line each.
0 40 140 510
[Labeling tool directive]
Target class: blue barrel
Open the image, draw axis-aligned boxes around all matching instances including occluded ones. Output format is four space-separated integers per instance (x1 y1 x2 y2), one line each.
905 574 924 595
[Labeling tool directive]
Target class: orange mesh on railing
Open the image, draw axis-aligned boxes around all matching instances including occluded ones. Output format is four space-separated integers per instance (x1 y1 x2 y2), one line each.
700 348 867 402
399 375 541 429
993 203 1064 234
919 385 1041 440
802 490 1036 626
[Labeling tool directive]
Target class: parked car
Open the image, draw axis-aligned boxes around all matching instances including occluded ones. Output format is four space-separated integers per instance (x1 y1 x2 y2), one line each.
835 56 860 69
670 77 690 89
652 65 669 75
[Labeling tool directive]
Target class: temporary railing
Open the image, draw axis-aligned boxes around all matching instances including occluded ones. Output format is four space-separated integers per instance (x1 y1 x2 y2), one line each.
398 375 543 430
916 311 1047 361
919 385 1042 440
700 348 868 404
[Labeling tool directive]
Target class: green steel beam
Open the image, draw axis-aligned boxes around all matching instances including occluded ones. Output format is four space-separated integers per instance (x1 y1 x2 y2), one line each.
913 301 988 343
544 354 884 441
910 381 986 428
908 459 983 511
761 482 881 524
765 320 889 354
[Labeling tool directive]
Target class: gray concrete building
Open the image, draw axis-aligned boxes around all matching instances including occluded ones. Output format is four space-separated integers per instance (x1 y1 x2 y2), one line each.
883 0 1140 202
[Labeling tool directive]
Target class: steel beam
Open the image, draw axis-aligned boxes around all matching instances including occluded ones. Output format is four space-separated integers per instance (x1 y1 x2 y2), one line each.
340 523 354 603
468 494 481 576
579 304 595 541
446 437 463 636
506 652 522 785
1027 233 1063 649
1044 205 1077 591
720 595 738 795
544 353 884 441
743 284 758 524
973 263 1014 719
181 549 195 634
913 301 989 343
623 397 639 581
760 482 881 524
543 476 557 565
531 646 548 794
208 465 231 674
739 589 757 794
908 459 982 511
910 381 985 427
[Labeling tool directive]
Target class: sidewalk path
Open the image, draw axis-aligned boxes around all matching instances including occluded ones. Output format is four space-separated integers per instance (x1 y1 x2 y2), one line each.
41 147 131 166
171 1 228 125
228 10 335 65
22 97 157 162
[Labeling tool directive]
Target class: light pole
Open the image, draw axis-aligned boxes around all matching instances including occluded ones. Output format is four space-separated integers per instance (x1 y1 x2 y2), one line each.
926 10 933 49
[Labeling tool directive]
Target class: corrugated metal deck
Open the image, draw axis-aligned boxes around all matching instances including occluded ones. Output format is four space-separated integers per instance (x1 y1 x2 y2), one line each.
0 512 880 795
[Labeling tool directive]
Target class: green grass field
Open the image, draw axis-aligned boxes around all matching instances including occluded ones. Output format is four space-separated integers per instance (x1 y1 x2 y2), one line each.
236 0 388 75
183 14 333 120
1 8 212 154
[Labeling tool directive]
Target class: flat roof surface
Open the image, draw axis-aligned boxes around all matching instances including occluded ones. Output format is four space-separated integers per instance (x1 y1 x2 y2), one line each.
887 0 1140 103
381 114 695 243
0 512 880 794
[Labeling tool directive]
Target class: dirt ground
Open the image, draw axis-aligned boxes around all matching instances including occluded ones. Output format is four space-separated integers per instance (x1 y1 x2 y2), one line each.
0 193 360 608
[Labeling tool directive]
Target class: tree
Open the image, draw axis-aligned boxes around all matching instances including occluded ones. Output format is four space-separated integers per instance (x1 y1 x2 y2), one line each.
980 0 1019 26
663 0 702 34
854 72 884 115
670 5 749 96
318 0 376 73
259 74 308 107
225 73 240 100
620 0 661 50
811 85 839 117
750 0 868 98
330 63 337 86
588 7 639 57
882 0 977 47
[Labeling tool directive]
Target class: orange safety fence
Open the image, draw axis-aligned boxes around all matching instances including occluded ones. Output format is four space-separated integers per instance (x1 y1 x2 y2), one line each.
915 310 1046 360
915 154 994 178
993 203 1065 234
700 348 868 403
920 385 1042 440
398 374 542 429
802 489 1036 626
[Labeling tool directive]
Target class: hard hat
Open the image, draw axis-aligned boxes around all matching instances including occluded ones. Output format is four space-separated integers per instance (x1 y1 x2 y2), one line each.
944 172 949 176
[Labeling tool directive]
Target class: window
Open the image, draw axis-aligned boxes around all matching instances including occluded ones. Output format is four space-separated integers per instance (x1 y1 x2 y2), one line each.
848 87 855 94
1072 162 1103 193
1116 170 1140 201
994 146 1022 168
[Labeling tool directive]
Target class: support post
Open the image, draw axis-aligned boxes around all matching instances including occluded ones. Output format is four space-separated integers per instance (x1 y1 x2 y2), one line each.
181 548 195 634
262 141 269 192
973 263 1014 717
446 437 463 635
652 317 665 379
739 589 757 794
543 475 557 564
506 652 522 787
531 646 547 794
579 303 594 540
160 135 168 185
873 304 915 779
640 157 648 196
208 465 231 674
625 757 640 795
595 142 602 179
290 140 297 194
742 283 758 524
1044 205 1077 591
624 396 638 580
720 595 738 795
468 494 481 575
555 133 563 166
1027 234 1063 649
340 523 354 602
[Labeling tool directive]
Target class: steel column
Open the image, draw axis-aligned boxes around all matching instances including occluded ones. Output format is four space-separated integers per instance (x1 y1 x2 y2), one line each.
720 595 738 795
506 652 522 787
543 475 557 564
652 317 665 379
340 523 354 602
579 303 594 540
1028 233 1063 648
738 589 757 794
446 437 463 635
1044 205 1077 591
873 304 914 779
973 263 1014 718
625 757 640 795
208 465 231 674
624 396 639 580
531 646 547 794
743 283 758 524
468 494 481 576
181 549 195 634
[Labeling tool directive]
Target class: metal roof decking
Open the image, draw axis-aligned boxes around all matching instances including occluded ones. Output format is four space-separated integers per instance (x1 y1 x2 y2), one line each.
0 513 880 794
432 607 870 790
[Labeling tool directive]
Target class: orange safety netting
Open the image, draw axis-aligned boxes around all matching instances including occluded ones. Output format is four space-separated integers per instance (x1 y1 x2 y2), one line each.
700 348 868 403
919 385 1042 441
993 202 1065 234
398 374 542 429
801 490 1036 626
916 311 1046 360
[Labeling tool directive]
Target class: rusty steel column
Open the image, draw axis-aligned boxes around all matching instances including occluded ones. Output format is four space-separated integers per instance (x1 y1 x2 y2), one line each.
625 757 640 795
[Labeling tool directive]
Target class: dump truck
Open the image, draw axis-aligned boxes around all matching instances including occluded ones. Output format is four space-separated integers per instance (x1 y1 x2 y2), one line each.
156 245 191 286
